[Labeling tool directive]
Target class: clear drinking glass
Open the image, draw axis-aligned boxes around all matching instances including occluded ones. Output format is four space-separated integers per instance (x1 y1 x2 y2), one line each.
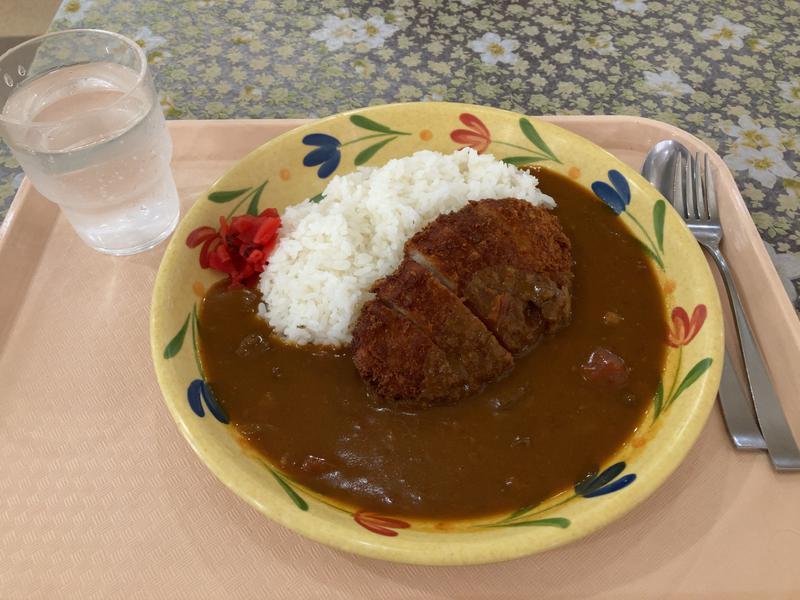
0 29 179 255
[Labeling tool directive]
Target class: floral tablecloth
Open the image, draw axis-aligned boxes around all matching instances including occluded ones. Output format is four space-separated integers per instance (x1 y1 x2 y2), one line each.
1 0 798 310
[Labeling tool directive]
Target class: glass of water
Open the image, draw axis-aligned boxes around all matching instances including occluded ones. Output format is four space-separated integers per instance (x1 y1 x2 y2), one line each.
0 29 179 255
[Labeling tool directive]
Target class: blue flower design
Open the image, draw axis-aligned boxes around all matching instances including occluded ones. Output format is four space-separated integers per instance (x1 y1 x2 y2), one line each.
485 459 637 528
302 133 341 178
590 169 666 271
574 462 636 498
591 169 631 215
187 378 229 423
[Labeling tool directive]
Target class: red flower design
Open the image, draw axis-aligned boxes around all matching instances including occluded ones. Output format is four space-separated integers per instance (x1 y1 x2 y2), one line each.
450 113 492 154
667 305 707 347
186 208 281 288
353 511 411 537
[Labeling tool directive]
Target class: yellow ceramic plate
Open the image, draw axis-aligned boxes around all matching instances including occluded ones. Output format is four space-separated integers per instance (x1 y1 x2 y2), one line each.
150 102 723 565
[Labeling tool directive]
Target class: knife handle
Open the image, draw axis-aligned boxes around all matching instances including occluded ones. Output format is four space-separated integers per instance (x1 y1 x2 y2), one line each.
706 245 800 470
718 348 765 450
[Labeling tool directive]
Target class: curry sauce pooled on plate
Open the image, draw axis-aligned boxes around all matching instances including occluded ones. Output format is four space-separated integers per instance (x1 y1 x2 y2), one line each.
198 159 667 521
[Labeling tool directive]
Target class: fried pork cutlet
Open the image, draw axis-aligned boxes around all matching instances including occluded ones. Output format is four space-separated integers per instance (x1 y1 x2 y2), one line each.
351 198 574 406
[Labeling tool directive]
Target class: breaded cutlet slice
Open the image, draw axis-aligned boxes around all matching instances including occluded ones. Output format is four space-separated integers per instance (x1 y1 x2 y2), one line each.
406 199 573 354
371 259 514 392
351 300 467 405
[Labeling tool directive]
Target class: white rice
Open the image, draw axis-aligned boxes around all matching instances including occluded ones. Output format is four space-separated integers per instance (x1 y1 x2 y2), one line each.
258 148 554 345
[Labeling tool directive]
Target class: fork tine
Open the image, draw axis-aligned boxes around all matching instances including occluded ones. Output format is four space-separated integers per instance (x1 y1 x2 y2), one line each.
684 152 693 218
672 153 686 218
704 153 719 220
688 153 700 219
694 152 706 219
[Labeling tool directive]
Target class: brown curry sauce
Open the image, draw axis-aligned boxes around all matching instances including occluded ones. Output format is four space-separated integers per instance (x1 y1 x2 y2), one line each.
198 168 668 521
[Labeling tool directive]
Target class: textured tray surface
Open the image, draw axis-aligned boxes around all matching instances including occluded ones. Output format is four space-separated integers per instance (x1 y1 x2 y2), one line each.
1 117 798 598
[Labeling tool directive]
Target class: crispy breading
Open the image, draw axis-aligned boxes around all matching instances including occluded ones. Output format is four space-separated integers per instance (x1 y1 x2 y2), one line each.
352 198 574 405
372 259 514 392
406 199 573 354
351 300 465 405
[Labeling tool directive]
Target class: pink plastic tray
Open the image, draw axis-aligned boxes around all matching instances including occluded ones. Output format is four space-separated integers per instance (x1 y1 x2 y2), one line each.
1 117 798 598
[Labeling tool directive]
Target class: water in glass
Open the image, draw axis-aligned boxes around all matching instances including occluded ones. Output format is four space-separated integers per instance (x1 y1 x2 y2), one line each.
0 31 179 255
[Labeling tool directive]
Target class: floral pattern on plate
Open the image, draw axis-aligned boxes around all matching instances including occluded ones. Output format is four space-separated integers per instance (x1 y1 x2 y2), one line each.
155 105 720 539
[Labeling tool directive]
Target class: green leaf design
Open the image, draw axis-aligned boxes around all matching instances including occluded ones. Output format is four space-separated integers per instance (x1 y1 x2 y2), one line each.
246 180 268 216
670 358 713 406
519 118 560 163
637 239 665 270
653 380 664 419
497 517 571 529
269 468 309 511
163 313 190 359
350 114 394 133
501 155 548 166
208 187 250 203
309 192 324 204
354 136 396 166
503 503 538 522
653 200 666 252
191 303 204 378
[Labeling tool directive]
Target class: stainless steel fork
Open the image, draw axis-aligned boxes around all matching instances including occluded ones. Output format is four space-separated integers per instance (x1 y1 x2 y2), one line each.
673 151 800 470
